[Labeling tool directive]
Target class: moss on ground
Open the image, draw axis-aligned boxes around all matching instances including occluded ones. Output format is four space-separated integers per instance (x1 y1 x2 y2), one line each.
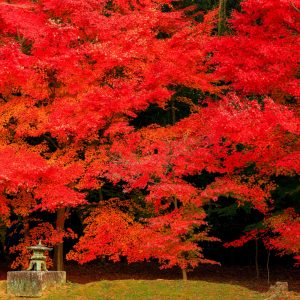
1 279 300 299
0 279 265 299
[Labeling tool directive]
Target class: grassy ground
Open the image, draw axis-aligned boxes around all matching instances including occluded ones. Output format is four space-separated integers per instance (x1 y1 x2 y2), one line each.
0 279 281 300
0 262 299 299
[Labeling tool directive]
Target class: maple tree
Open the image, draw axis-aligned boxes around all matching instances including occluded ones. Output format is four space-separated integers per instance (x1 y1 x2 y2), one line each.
0 0 299 277
102 92 299 266
0 0 220 273
90 0 299 275
206 0 300 266
68 200 219 279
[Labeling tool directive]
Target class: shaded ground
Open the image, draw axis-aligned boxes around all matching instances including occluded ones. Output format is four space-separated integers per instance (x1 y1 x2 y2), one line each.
64 261 300 293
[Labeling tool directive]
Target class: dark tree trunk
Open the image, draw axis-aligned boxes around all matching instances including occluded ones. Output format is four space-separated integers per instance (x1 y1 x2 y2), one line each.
182 269 188 281
171 98 176 125
53 208 66 271
255 239 260 279
218 0 227 36
267 249 270 285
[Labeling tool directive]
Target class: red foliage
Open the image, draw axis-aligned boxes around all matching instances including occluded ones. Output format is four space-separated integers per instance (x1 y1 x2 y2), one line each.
107 94 298 211
0 0 299 271
68 204 219 270
210 0 300 101
0 147 85 219
266 209 300 263
67 206 145 264
0 0 218 142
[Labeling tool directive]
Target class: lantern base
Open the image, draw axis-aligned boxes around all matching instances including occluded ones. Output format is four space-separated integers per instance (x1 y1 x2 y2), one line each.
7 271 66 297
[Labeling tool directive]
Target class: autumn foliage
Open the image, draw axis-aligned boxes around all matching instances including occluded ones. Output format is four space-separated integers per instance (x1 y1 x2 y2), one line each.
0 0 299 274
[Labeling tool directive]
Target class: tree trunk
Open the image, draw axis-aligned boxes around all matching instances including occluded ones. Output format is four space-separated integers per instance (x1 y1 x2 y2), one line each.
266 249 270 285
53 208 66 271
99 188 104 202
182 269 188 281
255 239 260 279
218 0 227 36
23 218 30 270
171 98 176 125
23 218 30 240
174 196 178 209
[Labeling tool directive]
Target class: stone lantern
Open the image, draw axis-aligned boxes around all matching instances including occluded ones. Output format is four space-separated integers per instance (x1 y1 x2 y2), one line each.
7 240 66 297
27 240 52 271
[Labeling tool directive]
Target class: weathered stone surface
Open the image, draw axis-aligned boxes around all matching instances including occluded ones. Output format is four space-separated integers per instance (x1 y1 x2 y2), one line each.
7 271 66 297
265 281 289 300
272 281 288 292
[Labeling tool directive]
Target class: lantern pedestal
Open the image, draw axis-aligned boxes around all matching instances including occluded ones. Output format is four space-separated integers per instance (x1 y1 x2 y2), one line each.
7 271 66 297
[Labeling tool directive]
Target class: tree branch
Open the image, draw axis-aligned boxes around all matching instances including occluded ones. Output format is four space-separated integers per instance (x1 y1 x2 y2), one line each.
43 134 61 150
290 1 300 13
